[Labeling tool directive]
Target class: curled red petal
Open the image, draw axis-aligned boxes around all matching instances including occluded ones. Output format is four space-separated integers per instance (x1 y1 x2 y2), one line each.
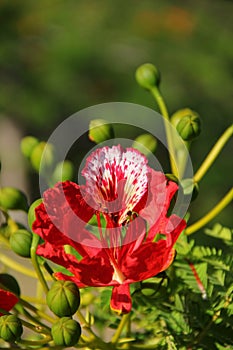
110 284 132 314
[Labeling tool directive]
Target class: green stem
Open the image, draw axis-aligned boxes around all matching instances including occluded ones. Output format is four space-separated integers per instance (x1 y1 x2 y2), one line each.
111 313 131 345
0 253 37 278
76 310 111 350
16 335 52 346
21 295 47 305
194 124 233 183
185 188 233 235
177 141 190 179
30 233 49 294
20 298 56 324
150 87 178 177
15 304 51 333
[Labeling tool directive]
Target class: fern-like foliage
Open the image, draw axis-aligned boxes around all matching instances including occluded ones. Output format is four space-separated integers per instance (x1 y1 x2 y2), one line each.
106 223 233 350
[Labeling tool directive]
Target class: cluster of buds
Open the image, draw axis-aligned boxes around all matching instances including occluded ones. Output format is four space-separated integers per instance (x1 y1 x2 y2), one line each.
47 281 81 346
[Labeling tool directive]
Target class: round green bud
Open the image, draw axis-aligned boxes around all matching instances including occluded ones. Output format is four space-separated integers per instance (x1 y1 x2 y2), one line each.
135 63 160 90
132 134 157 156
0 274 20 296
170 108 193 128
10 229 32 258
51 317 81 347
20 136 39 159
0 315 23 342
30 142 55 173
180 178 199 202
176 114 201 141
51 160 74 184
0 187 28 212
47 280 80 317
89 119 114 144
28 198 43 231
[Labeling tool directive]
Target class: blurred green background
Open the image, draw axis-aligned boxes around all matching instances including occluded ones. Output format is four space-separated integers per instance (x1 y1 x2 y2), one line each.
0 0 232 225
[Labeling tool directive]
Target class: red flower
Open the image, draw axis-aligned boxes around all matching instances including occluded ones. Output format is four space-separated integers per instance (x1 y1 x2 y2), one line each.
33 145 186 313
0 289 18 316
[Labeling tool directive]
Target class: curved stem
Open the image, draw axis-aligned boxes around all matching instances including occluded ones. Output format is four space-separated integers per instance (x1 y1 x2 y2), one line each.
16 304 51 333
16 335 52 346
30 233 49 294
150 87 178 177
111 313 131 345
0 253 37 278
194 125 233 183
20 298 56 323
185 188 233 235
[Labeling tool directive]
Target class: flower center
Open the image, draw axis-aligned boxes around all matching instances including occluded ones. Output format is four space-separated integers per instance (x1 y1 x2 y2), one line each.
82 145 148 224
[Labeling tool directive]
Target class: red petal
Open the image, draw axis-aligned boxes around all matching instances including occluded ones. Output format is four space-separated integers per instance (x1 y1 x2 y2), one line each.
0 289 18 316
110 284 132 314
33 181 103 257
121 216 186 282
139 170 168 228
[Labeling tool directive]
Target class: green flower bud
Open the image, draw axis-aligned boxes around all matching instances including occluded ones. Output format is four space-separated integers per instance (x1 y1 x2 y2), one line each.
51 317 81 347
132 134 157 156
30 142 55 173
51 160 74 184
20 136 39 159
180 178 199 201
47 280 80 317
89 119 114 144
0 187 28 212
176 113 201 141
10 229 32 258
28 198 43 231
135 63 160 90
0 274 20 296
170 108 193 128
0 315 23 342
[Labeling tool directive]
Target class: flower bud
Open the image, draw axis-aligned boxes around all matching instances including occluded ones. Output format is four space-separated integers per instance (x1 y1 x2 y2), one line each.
30 142 55 173
0 187 28 212
47 280 80 317
132 134 157 156
180 178 199 201
89 119 114 144
135 63 160 90
28 198 43 231
51 317 81 347
0 274 20 296
20 136 39 159
9 229 32 258
0 315 23 342
170 108 193 128
176 112 201 141
51 160 74 184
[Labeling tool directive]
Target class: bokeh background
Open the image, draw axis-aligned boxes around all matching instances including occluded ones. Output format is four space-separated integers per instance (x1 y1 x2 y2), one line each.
0 0 232 226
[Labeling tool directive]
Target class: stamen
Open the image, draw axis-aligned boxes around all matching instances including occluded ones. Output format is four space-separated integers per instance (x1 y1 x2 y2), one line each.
82 145 148 223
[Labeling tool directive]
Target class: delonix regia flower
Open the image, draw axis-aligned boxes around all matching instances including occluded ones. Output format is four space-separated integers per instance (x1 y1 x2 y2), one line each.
33 145 186 313
0 289 18 316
